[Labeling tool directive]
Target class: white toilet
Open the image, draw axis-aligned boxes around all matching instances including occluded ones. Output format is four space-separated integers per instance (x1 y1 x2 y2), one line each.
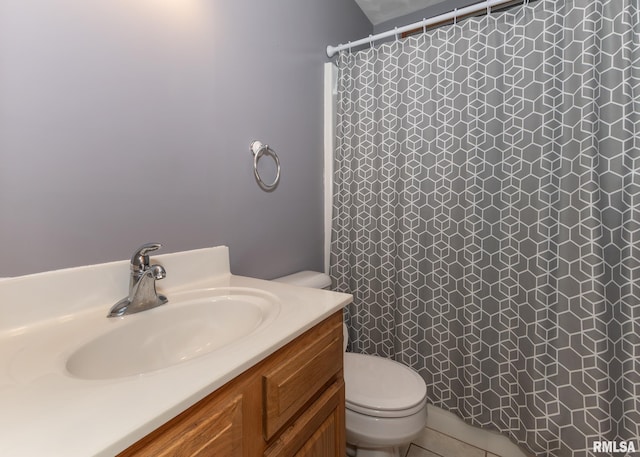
274 271 428 457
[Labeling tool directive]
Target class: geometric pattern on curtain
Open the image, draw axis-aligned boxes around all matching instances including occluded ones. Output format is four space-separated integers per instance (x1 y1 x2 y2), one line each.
330 1 640 456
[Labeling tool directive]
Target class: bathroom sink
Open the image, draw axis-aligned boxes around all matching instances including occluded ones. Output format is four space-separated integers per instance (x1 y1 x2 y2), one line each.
65 288 280 380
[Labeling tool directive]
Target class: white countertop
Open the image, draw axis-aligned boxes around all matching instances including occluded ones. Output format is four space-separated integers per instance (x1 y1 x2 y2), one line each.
0 247 352 456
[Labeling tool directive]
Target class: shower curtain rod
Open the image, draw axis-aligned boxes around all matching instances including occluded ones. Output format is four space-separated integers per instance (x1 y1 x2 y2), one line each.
327 0 524 57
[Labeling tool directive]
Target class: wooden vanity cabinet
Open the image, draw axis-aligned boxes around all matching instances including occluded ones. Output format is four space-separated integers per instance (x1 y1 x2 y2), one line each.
118 311 345 457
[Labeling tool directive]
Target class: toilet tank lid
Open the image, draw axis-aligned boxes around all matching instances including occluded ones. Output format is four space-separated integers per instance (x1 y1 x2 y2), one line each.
272 270 331 289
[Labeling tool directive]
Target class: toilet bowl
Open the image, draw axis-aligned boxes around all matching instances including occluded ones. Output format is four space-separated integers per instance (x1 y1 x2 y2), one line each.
273 271 428 457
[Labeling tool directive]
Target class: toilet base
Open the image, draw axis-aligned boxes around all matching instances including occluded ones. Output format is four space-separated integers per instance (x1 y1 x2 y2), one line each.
346 405 427 448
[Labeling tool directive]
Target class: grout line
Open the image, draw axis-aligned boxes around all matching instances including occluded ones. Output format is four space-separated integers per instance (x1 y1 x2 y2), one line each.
409 443 445 457
425 425 489 454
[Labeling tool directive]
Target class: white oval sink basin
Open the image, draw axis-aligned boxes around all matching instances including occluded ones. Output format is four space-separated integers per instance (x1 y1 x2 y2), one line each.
65 288 280 380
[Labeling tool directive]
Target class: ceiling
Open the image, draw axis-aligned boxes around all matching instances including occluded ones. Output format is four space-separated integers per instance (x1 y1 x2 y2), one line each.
354 0 449 25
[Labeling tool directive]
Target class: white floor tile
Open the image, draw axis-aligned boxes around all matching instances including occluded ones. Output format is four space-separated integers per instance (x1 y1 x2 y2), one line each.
412 427 485 457
406 444 443 457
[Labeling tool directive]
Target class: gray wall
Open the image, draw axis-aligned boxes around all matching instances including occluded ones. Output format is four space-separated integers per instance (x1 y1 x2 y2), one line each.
0 0 371 278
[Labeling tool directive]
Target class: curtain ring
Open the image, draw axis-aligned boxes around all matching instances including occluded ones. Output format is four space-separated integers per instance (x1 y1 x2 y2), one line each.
369 34 374 49
250 141 281 191
423 18 427 34
487 4 491 15
454 8 458 25
394 27 399 41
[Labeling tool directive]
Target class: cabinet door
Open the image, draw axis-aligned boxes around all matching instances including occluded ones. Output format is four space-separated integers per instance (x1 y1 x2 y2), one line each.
293 413 336 457
119 394 244 457
264 380 345 457
188 395 243 457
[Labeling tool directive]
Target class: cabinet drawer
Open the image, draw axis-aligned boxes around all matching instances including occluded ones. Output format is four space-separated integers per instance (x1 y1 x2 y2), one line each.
263 312 343 440
264 380 345 457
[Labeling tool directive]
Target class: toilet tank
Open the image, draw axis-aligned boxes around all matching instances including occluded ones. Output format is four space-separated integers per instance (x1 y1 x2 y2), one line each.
272 270 331 289
273 271 347 351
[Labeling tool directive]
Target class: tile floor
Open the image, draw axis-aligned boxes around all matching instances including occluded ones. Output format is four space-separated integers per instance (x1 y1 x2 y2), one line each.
402 427 507 457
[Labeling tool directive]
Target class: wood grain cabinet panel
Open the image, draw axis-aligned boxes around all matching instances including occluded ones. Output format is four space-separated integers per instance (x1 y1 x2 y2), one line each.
180 395 243 457
294 414 336 457
119 394 244 457
264 380 345 457
262 314 343 440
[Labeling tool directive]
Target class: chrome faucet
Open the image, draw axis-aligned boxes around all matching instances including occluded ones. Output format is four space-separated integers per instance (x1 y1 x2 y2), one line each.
108 243 168 318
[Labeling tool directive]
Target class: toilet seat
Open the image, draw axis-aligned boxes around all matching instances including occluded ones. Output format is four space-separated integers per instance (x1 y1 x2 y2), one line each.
344 352 427 418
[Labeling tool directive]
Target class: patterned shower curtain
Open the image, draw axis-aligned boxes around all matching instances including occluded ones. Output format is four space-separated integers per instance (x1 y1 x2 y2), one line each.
330 1 639 456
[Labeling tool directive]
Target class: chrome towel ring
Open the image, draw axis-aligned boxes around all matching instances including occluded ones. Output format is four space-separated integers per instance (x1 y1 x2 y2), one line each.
250 140 281 191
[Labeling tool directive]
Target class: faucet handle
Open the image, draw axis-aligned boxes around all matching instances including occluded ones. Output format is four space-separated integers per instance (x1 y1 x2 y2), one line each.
149 264 166 280
131 242 162 273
